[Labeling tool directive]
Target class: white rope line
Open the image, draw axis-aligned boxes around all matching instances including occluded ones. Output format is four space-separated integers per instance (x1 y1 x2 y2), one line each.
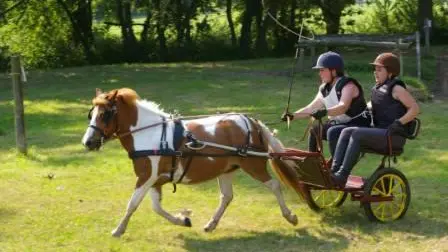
266 11 315 41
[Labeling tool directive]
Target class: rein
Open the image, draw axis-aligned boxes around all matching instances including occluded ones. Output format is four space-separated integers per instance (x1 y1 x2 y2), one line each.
105 112 253 142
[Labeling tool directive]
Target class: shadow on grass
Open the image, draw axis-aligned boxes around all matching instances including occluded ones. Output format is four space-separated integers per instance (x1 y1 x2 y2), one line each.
182 228 349 252
0 207 15 219
320 208 448 239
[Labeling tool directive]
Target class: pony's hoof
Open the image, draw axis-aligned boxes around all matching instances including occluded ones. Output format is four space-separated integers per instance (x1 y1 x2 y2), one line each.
203 219 218 232
111 229 124 237
184 217 192 227
288 214 298 226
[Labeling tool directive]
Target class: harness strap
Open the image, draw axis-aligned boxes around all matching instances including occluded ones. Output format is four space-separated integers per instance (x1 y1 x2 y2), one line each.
237 115 252 156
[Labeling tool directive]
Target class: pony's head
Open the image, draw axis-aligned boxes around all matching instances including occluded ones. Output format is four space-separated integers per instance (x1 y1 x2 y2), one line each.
82 88 138 150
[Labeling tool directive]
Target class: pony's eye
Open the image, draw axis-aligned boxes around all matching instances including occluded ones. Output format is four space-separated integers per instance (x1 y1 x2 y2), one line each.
87 107 94 120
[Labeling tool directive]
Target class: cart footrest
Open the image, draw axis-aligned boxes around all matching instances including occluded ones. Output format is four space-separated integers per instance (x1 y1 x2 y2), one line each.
345 175 365 190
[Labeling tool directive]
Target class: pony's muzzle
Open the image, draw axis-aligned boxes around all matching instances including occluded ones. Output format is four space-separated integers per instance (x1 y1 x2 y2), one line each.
83 138 102 151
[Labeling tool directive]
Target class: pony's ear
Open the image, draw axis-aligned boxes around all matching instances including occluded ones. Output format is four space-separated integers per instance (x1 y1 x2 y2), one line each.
96 88 103 97
117 88 138 105
109 89 119 102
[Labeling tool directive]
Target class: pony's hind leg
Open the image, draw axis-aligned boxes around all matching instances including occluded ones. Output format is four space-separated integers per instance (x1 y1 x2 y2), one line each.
264 179 298 225
204 172 234 232
149 186 192 227
241 158 298 226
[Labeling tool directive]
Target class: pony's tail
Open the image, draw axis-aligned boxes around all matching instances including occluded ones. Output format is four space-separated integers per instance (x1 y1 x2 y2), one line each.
258 121 309 200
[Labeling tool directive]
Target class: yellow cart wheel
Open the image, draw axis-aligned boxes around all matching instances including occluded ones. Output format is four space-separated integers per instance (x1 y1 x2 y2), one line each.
363 168 410 222
306 189 347 212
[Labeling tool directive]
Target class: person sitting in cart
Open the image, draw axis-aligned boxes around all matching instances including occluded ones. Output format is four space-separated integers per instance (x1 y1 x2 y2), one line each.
281 51 371 156
330 52 420 187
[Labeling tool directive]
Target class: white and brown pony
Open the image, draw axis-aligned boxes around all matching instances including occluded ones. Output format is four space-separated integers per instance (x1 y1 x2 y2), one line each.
81 88 305 237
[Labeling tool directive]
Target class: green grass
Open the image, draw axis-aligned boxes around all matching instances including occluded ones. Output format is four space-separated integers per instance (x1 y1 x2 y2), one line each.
0 54 447 251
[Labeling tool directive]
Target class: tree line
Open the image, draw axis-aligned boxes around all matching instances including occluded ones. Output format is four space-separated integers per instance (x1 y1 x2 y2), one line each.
0 0 445 69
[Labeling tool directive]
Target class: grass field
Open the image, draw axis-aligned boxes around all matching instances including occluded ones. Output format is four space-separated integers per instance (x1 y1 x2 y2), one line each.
0 53 447 251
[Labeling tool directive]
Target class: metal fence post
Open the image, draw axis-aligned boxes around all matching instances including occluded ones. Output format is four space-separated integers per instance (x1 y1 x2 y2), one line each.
416 31 422 80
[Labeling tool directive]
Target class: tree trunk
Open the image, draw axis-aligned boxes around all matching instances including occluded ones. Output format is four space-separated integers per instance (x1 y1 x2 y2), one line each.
226 0 237 47
418 0 433 31
116 0 139 62
174 0 184 48
315 0 353 34
56 0 95 63
140 9 152 43
321 7 342 34
273 6 288 55
239 0 256 58
288 0 298 46
155 0 167 61
183 0 195 48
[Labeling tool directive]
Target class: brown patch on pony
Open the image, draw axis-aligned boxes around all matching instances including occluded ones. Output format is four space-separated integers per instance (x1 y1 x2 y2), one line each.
133 157 152 188
115 89 139 153
155 117 273 184
92 88 139 153
237 117 272 182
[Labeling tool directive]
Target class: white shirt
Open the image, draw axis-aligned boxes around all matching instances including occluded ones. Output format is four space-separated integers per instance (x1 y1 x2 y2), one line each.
317 79 352 124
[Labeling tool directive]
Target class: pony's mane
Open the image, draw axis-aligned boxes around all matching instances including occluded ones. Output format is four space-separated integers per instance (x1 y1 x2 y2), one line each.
138 100 170 117
92 88 139 106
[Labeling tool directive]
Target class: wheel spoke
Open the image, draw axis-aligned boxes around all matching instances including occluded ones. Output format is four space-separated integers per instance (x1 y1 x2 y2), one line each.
373 187 387 197
390 183 401 194
388 176 394 196
313 191 324 202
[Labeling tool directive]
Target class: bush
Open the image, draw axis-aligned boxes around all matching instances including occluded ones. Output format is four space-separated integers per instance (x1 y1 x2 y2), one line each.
402 76 432 101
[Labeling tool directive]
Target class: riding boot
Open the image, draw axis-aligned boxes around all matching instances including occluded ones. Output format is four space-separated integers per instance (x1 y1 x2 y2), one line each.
331 138 362 187
331 166 351 188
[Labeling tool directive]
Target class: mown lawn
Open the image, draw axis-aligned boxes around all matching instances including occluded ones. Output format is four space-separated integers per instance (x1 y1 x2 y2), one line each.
0 54 447 251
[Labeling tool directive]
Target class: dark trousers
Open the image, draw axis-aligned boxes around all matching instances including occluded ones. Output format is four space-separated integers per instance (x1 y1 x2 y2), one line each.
331 127 406 174
309 123 368 157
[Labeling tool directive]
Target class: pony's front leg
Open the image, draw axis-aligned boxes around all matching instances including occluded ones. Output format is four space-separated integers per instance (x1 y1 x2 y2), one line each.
111 179 152 237
149 186 192 227
204 172 234 232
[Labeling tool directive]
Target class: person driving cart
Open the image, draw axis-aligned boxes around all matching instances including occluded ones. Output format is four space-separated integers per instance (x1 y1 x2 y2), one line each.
281 51 371 156
330 52 420 187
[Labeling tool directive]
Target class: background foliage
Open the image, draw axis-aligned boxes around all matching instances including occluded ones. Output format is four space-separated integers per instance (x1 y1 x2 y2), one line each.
0 0 446 69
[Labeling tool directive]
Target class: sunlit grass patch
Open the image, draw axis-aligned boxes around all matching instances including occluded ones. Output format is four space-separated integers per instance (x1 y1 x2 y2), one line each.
0 56 447 251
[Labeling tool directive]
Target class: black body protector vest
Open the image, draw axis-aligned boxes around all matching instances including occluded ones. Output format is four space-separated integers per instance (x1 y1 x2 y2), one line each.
319 76 369 125
371 78 407 128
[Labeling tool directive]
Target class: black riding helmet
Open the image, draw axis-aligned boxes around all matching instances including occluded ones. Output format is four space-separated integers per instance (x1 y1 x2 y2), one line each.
313 51 344 75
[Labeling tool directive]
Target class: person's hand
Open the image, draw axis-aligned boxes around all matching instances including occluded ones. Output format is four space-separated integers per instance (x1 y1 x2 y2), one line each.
388 120 405 135
281 111 294 122
311 109 327 120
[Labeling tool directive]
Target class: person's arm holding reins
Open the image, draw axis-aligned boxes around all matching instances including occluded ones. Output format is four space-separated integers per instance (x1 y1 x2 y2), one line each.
392 85 420 124
292 92 324 119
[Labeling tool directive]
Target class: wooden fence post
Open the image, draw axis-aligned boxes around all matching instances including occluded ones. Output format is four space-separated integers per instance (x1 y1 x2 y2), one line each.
310 46 316 67
11 55 27 155
298 47 305 72
396 39 404 77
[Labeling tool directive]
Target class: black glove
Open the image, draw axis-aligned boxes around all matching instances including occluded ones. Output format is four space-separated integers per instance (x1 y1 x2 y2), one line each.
281 111 294 122
311 109 327 120
388 120 406 136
